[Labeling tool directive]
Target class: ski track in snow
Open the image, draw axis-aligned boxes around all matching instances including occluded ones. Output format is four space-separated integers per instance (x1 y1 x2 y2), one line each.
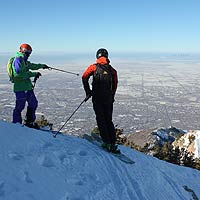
157 168 188 200
81 137 147 199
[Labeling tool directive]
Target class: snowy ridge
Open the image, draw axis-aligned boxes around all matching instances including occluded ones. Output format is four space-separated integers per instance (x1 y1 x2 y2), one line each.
0 121 200 200
152 127 186 144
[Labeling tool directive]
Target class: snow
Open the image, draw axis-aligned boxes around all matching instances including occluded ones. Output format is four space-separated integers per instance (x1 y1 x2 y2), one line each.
0 121 200 200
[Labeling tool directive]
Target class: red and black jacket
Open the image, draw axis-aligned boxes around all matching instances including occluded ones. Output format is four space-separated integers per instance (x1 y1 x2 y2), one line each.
82 57 118 100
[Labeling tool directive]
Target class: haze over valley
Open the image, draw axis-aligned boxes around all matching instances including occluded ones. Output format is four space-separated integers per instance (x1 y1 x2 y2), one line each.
1 53 200 135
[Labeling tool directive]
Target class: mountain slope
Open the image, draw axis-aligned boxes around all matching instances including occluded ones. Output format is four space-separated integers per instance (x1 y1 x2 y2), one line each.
0 121 200 200
173 130 200 158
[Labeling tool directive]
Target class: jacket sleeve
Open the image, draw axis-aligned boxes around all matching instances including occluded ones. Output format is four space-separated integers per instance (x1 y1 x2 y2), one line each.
82 64 96 95
112 68 118 96
27 61 45 70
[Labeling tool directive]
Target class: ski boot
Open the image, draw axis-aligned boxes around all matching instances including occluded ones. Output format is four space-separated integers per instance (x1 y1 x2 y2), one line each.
101 143 112 151
24 122 40 129
101 143 121 154
110 144 121 154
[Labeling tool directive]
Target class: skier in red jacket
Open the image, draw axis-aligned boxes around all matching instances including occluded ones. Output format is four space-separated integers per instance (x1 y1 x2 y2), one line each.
82 48 120 153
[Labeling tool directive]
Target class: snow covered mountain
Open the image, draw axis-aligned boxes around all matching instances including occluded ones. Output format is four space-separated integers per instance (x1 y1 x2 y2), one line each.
173 130 200 158
125 126 200 160
0 121 200 200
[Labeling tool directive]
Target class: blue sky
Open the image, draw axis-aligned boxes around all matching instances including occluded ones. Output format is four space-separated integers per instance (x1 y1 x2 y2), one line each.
1 0 200 54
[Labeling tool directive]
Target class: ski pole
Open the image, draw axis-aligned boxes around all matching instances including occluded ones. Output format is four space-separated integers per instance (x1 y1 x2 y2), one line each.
32 72 42 89
48 67 79 76
32 76 38 89
53 97 88 138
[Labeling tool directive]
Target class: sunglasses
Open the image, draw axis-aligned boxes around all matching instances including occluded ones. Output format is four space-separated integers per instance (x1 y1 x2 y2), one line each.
25 52 31 57
21 48 32 54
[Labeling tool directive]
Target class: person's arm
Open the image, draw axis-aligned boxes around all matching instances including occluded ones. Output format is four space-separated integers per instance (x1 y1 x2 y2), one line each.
112 68 118 96
27 61 46 70
82 64 96 96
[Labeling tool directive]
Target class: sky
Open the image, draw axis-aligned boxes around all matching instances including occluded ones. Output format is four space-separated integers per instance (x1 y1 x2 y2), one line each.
1 0 200 54
0 120 200 200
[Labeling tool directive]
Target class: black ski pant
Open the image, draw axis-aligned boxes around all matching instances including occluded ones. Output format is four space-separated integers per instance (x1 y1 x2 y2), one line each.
92 98 116 144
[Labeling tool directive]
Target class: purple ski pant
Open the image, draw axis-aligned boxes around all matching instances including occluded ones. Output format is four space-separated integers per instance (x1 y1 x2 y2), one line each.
13 90 38 124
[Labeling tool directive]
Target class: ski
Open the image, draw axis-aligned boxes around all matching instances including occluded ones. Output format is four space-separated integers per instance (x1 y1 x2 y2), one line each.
39 128 59 135
82 133 135 165
23 124 62 136
38 127 63 137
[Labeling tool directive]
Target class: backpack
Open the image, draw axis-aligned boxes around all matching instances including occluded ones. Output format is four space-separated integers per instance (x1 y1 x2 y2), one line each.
7 57 15 82
92 63 114 98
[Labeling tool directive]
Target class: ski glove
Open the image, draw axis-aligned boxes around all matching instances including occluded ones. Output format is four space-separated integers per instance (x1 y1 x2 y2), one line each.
43 64 50 69
84 94 92 102
84 91 92 102
33 72 42 83
35 72 42 79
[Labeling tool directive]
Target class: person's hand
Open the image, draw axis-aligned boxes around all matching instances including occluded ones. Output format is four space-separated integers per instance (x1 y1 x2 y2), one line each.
33 72 42 83
84 94 92 102
43 64 50 69
35 72 42 79
84 91 92 102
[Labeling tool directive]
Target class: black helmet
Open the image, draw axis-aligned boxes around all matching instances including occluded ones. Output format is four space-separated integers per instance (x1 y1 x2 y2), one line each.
96 48 108 59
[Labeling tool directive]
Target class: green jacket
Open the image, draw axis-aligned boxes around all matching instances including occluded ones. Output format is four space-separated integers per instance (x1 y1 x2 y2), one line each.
12 52 45 92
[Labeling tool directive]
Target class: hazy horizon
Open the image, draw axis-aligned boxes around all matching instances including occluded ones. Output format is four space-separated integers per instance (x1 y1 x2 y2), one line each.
1 51 200 66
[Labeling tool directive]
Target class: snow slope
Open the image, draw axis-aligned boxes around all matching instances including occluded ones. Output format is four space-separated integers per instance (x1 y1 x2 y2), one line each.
0 121 200 200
